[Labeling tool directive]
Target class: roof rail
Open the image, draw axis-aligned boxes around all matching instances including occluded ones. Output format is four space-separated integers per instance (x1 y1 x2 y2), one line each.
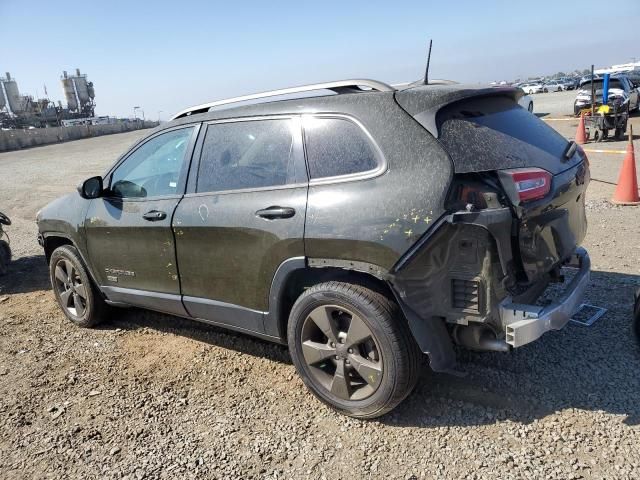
392 79 459 89
170 79 394 120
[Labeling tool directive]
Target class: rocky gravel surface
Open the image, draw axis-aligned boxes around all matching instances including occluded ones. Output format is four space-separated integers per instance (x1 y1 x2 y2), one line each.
1 126 639 479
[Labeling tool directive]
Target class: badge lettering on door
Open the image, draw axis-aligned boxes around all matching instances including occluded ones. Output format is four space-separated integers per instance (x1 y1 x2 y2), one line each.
105 268 136 280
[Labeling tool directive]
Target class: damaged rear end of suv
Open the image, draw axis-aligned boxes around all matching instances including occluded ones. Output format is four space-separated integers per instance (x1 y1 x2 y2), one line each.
37 78 590 419
391 84 590 371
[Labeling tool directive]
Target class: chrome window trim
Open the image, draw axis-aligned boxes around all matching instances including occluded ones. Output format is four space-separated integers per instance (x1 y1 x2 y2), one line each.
302 113 388 186
204 114 297 125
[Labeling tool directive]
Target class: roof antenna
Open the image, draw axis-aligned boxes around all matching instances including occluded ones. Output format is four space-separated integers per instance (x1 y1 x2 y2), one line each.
423 39 433 85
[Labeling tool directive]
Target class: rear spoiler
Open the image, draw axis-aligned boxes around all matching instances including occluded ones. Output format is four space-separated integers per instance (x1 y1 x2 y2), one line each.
394 84 523 138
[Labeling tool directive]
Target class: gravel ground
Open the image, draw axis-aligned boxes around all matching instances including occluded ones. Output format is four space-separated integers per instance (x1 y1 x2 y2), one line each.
0 115 639 479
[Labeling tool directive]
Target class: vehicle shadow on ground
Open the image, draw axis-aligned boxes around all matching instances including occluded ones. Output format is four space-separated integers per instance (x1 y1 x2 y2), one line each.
102 309 292 366
4 258 639 427
0 255 50 295
383 269 640 428
103 270 640 429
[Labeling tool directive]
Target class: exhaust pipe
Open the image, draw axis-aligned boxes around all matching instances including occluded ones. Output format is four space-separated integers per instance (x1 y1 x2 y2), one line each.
453 324 511 352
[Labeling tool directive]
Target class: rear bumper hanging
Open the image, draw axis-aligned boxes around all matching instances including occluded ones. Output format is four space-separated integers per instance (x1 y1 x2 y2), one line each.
499 247 591 348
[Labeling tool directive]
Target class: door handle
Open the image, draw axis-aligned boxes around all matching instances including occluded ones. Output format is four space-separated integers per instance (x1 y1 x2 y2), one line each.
142 210 167 221
255 206 296 219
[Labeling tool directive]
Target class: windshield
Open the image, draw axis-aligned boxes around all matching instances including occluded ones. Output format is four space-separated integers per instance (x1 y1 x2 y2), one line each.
580 79 624 91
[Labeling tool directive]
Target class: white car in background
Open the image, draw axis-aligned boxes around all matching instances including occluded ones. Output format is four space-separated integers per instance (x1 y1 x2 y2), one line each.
518 94 534 113
520 83 543 94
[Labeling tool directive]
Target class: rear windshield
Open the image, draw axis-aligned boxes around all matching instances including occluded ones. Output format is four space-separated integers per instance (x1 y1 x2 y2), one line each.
579 79 624 91
436 96 570 173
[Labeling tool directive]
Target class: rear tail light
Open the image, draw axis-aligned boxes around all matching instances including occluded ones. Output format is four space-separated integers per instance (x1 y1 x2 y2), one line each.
500 168 552 203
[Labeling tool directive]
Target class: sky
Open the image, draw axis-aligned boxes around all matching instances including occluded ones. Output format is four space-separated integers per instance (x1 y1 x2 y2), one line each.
1 0 639 120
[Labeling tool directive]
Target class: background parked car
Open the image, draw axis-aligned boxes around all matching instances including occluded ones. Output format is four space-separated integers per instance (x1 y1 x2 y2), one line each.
518 93 534 112
574 74 640 115
521 82 544 94
543 81 563 92
580 74 601 84
558 78 577 90
625 71 640 89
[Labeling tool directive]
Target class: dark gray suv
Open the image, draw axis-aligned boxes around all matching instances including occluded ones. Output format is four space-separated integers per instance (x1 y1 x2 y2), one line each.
37 79 591 418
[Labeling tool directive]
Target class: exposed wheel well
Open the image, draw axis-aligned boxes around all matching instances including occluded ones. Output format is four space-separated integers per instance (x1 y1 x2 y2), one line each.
43 236 73 264
274 266 395 341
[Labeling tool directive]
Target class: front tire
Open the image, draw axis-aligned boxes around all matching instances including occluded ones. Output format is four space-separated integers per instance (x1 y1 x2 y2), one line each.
287 281 420 419
0 240 10 275
49 245 109 327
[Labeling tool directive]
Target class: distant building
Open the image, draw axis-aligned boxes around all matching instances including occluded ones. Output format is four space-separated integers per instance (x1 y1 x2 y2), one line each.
595 61 640 75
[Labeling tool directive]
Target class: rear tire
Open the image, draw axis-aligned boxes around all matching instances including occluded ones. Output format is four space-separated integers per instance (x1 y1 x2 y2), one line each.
49 245 109 327
0 240 10 276
287 281 420 419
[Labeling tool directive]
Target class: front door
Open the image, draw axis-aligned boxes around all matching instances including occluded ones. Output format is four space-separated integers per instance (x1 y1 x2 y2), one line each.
173 117 307 333
85 125 198 316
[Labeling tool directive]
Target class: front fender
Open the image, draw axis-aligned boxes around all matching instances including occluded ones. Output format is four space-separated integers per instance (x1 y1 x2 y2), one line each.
37 192 94 274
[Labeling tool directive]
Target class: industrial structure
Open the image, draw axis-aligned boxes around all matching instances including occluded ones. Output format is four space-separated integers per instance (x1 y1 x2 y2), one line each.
0 69 96 129
60 69 95 117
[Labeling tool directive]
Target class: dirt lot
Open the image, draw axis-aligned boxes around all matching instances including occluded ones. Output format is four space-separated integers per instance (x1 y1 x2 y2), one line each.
1 105 639 479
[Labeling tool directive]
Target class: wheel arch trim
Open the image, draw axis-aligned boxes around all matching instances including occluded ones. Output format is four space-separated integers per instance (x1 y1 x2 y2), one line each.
41 232 102 293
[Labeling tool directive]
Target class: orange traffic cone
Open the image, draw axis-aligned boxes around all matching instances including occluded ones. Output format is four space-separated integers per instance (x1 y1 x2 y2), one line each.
611 125 640 205
575 113 588 145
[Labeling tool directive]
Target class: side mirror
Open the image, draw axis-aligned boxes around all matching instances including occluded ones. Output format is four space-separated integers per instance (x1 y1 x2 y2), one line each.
77 176 103 199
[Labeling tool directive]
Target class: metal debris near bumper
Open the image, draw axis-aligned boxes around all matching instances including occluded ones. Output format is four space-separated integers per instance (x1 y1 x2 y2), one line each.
500 247 591 348
570 304 607 326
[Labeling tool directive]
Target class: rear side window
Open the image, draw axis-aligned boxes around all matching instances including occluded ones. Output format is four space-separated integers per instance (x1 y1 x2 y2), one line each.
197 119 300 193
303 117 380 180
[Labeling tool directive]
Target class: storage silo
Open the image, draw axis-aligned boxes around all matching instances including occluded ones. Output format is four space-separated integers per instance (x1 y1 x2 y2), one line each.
3 72 25 114
73 68 91 105
61 71 78 111
73 75 90 104
0 80 6 111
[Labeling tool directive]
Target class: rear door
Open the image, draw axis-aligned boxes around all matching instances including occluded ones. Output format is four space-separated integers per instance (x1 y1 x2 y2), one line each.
173 116 307 333
85 125 198 315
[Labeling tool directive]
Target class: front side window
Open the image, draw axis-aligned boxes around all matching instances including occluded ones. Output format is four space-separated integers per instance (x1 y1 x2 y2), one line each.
197 119 299 193
303 117 380 180
110 127 194 198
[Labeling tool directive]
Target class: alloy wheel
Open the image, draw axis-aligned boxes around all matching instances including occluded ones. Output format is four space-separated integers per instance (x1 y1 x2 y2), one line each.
53 259 88 318
300 305 383 401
